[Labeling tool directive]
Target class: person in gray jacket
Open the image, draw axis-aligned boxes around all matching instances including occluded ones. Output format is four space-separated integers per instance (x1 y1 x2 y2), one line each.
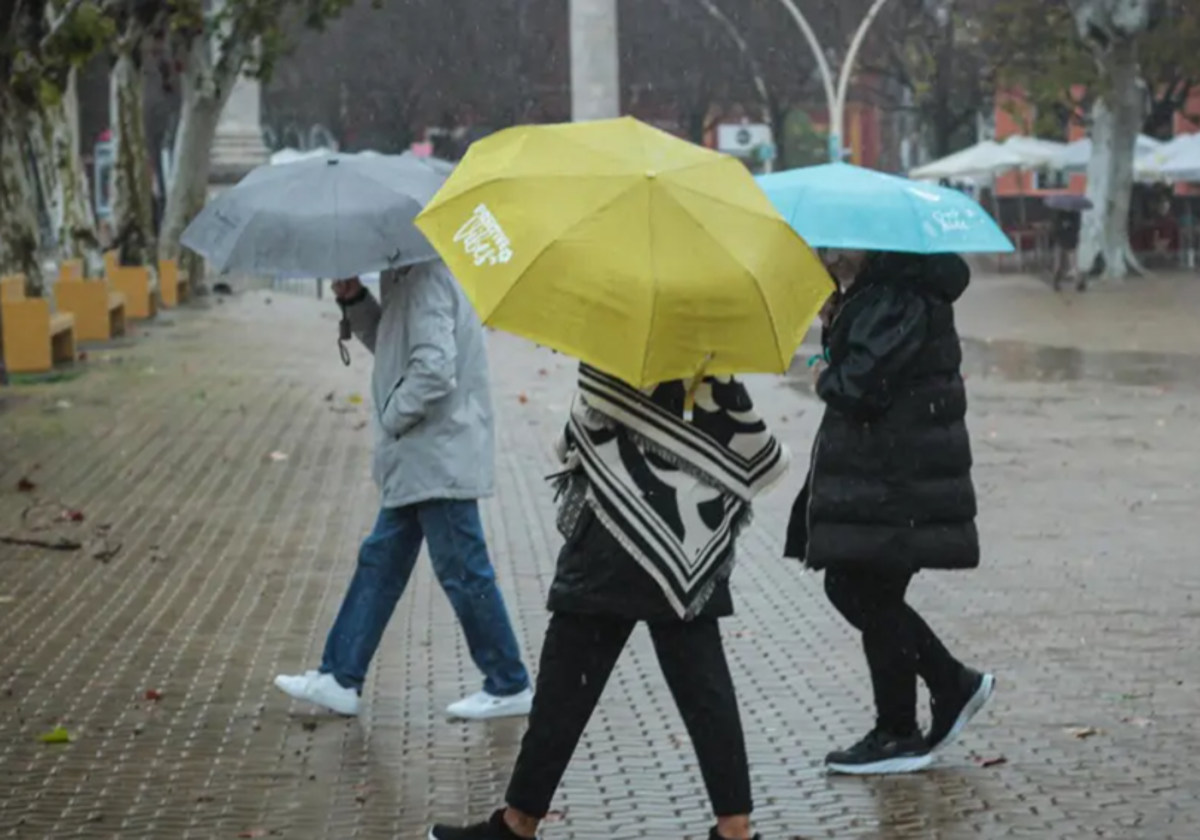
274 261 532 720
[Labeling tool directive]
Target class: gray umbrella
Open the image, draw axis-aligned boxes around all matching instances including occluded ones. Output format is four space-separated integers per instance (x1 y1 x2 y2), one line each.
181 152 446 279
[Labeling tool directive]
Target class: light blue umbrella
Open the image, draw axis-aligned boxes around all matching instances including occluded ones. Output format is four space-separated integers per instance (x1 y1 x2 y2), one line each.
757 162 1014 254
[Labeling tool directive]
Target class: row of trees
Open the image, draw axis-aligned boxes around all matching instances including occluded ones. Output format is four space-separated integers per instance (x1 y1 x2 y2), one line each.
2 0 1197 291
0 0 363 296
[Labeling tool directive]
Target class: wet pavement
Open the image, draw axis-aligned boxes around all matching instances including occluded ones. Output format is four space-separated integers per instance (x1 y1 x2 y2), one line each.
2 280 1200 839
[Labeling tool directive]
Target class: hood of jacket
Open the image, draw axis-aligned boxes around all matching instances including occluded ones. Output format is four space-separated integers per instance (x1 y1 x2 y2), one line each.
851 251 971 304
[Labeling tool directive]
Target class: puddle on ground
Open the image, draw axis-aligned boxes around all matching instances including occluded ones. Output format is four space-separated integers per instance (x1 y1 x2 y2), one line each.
960 338 1200 389
788 337 1200 392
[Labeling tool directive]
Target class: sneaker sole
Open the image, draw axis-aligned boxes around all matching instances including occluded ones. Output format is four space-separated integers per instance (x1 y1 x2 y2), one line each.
445 703 533 721
272 677 360 717
826 753 935 775
932 673 996 753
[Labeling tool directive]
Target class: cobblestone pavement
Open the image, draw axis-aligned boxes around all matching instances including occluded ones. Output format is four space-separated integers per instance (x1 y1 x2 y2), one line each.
1 282 1199 840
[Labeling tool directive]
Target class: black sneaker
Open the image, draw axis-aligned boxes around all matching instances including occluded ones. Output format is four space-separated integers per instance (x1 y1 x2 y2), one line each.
429 809 530 840
825 728 933 775
928 669 995 752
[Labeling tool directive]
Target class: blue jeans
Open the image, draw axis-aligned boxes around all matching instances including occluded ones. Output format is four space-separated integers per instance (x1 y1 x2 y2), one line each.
320 500 530 697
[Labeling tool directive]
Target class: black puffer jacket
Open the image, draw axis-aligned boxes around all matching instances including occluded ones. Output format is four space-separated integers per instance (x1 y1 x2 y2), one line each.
784 252 979 572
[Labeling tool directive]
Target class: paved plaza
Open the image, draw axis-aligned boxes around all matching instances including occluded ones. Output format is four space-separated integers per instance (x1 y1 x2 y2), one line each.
2 275 1199 839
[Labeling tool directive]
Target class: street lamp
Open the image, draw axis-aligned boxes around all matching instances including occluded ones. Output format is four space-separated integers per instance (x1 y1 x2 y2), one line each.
769 0 894 162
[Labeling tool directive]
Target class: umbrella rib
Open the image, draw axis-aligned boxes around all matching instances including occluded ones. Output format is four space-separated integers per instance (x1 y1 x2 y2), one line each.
332 164 341 277
641 182 659 388
220 174 319 274
657 185 790 372
663 176 788 223
487 180 644 329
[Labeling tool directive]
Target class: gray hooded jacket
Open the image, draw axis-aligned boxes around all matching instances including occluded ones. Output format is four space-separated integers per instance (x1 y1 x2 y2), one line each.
342 260 495 508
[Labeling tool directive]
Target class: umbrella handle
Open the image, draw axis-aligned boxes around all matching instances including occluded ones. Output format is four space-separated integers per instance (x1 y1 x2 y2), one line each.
683 353 714 413
338 314 352 367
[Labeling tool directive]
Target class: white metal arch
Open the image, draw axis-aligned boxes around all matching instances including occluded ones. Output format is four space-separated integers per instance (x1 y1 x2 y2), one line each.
769 0 894 161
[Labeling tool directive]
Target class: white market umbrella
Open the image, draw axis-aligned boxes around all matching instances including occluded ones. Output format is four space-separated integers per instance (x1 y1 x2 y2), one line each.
1157 137 1200 182
909 141 1026 181
1136 134 1200 182
182 152 446 279
1002 135 1070 169
1058 135 1163 173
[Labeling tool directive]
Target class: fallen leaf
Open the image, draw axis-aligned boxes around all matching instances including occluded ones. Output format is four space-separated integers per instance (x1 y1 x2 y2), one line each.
323 392 335 402
90 540 122 563
1122 716 1153 728
517 392 529 404
538 368 548 377
347 393 363 405
78 351 89 362
1065 726 1099 739
61 509 85 523
237 831 268 839
1 535 82 551
16 477 36 493
976 755 1007 768
268 451 288 462
352 420 367 431
39 725 73 744
144 689 163 702
300 720 318 732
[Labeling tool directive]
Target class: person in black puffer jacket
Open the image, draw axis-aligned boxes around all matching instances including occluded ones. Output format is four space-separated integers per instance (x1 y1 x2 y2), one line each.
784 249 995 776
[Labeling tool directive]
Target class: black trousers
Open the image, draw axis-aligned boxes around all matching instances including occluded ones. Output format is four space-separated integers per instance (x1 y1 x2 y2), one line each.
506 611 753 818
824 569 963 735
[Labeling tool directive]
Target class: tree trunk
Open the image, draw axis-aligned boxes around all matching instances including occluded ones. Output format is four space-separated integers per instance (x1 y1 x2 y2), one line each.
0 99 45 294
159 33 245 296
31 74 101 275
57 71 101 272
110 39 159 289
1077 40 1143 281
159 93 223 259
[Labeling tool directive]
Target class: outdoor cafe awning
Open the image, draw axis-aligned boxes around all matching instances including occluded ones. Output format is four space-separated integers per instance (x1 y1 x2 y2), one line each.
909 141 1026 181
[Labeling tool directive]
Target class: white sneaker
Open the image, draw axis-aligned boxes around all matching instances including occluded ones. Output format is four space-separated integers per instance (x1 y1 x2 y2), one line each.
273 671 360 716
446 688 534 721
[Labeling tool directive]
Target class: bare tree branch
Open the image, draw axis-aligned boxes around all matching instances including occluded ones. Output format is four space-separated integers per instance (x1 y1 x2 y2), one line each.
39 0 85 48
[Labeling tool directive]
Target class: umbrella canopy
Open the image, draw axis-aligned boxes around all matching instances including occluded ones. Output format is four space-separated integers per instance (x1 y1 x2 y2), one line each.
406 152 456 175
182 152 445 279
908 141 1026 181
1059 135 1163 173
414 116 832 388
1002 135 1070 168
757 163 1014 255
1137 133 1200 182
269 147 334 165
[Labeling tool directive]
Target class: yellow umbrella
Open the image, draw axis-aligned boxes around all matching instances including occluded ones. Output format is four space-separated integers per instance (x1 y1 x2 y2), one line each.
415 116 832 388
